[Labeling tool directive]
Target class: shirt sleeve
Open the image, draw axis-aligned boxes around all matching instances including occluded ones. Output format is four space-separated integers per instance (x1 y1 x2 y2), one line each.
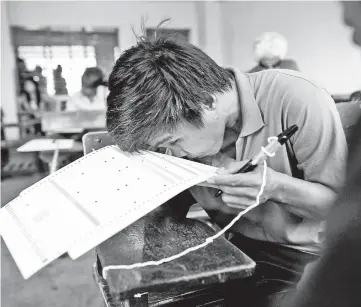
285 83 348 192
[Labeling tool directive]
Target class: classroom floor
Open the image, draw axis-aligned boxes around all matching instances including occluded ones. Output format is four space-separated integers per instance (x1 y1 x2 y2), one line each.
1 171 103 307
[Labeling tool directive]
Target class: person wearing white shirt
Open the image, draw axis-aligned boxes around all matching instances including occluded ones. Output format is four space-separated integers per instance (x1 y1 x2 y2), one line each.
66 67 108 111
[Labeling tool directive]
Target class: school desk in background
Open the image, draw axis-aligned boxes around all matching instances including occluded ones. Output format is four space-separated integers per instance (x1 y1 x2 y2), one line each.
40 110 106 134
17 138 83 174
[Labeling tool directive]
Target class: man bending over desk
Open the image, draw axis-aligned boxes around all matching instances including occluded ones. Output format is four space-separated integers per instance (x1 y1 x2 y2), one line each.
66 67 108 112
105 25 347 306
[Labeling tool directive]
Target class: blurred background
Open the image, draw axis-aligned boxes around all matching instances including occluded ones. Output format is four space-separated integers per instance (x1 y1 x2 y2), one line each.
1 1 360 307
1 1 361 142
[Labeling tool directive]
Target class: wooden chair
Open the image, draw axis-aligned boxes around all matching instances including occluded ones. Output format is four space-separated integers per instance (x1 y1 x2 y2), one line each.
82 131 256 307
82 131 115 155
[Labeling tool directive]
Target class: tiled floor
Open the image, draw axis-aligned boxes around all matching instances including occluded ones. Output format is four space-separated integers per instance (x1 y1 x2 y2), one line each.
1 174 103 307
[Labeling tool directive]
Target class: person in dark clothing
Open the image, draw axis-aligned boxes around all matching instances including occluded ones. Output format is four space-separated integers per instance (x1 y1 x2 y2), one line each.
278 2 361 307
18 77 44 136
53 65 68 95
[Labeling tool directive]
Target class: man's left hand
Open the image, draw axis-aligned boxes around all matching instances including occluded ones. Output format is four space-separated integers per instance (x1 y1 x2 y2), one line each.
207 160 278 210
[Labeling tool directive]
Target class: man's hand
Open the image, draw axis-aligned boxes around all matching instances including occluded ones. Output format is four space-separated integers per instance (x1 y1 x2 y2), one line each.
207 160 278 210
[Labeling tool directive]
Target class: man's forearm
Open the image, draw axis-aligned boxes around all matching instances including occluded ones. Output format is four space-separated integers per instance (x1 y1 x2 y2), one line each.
271 171 338 220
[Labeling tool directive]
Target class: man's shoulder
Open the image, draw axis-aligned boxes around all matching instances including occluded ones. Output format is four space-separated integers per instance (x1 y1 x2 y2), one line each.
96 85 109 98
250 69 327 92
247 64 263 73
250 69 337 121
250 69 334 110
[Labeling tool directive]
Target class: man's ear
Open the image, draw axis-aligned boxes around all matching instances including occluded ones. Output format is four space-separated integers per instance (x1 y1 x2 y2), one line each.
202 94 219 121
203 93 217 111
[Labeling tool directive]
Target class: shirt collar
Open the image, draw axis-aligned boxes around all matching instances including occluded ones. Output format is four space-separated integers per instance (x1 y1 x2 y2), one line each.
226 67 265 137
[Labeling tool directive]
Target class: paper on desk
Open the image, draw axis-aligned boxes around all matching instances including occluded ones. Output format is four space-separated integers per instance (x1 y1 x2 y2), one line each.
0 146 217 279
17 139 75 152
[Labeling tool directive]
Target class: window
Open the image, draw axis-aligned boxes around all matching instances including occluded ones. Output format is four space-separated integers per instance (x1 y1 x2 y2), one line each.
146 28 190 42
13 27 119 96
18 45 97 95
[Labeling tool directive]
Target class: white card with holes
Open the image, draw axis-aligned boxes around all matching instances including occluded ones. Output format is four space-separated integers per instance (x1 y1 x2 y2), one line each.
0 145 217 279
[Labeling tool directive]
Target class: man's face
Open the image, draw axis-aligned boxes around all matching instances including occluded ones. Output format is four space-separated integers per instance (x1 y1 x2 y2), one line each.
149 93 232 159
343 1 361 47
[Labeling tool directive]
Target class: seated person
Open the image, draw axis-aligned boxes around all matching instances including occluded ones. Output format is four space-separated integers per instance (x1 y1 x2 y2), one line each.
18 77 44 135
66 67 108 111
105 27 347 306
248 32 300 73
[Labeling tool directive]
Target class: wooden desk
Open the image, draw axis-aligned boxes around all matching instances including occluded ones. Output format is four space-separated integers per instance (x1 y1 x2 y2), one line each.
17 138 83 174
95 211 255 306
80 131 254 306
40 110 106 134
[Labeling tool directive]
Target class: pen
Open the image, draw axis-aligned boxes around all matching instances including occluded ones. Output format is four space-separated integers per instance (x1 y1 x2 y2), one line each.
215 125 298 197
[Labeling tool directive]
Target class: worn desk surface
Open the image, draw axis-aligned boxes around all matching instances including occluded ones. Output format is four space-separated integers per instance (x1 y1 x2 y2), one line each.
97 212 255 300
16 138 82 152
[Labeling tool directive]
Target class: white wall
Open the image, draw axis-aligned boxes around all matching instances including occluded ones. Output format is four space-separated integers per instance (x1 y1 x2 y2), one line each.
221 1 361 95
8 1 200 52
201 1 224 65
1 1 19 140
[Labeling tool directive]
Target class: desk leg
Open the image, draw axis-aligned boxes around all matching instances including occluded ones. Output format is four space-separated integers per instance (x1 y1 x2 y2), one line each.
50 148 59 174
34 152 46 174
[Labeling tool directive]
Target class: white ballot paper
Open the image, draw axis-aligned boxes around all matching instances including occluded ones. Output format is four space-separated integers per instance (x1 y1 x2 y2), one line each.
0 146 217 279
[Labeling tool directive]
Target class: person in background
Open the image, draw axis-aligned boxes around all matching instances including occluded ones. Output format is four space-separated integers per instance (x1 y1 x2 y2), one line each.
34 65 47 96
19 77 41 111
248 32 300 73
53 65 68 95
18 77 44 136
32 65 58 111
16 57 32 94
278 2 361 307
66 67 108 111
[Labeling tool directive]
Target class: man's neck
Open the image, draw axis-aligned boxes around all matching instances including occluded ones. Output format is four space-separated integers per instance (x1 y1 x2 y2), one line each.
225 81 242 131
